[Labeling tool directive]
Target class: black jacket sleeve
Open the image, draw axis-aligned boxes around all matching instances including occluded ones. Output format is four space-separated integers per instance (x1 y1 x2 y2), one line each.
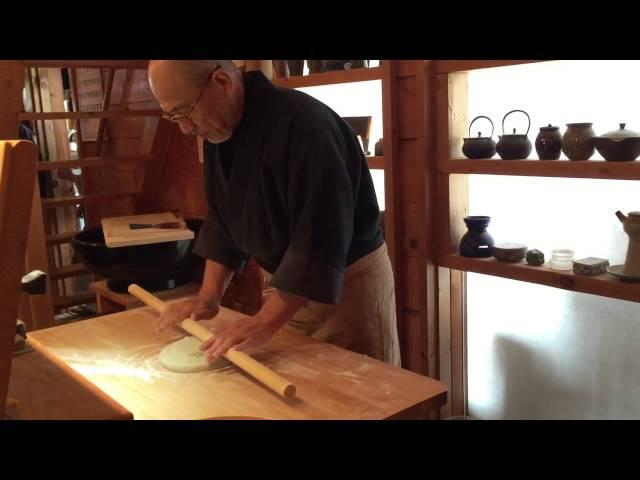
269 112 354 304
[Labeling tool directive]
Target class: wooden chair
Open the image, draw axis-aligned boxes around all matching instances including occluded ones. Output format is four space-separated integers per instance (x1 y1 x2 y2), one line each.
0 141 37 419
1 140 132 419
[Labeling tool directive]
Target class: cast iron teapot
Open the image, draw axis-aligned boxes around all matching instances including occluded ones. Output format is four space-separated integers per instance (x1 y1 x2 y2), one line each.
462 116 496 159
496 109 532 160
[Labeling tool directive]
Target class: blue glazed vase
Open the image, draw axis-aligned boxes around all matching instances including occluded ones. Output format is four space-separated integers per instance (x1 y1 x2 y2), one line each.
459 216 494 258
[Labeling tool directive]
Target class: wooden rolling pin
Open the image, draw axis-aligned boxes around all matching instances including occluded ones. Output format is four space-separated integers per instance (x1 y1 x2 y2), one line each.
127 284 296 399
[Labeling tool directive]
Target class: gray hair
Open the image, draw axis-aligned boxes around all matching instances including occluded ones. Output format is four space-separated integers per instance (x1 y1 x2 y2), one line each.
149 60 240 88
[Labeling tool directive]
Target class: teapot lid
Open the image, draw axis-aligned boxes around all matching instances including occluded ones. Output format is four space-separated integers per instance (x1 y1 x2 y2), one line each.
599 123 640 141
540 124 559 132
629 211 640 217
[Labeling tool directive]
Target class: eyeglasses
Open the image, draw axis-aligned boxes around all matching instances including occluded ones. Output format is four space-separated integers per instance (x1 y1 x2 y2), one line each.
162 65 221 123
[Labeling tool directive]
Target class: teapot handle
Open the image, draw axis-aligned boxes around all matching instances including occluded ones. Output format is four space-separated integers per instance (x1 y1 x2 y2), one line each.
468 115 494 138
502 109 531 135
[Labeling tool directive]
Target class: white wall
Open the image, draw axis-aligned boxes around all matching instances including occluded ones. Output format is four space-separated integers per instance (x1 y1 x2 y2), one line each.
466 61 640 419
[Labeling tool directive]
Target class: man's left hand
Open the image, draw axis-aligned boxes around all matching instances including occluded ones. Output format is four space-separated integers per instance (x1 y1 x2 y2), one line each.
200 314 279 361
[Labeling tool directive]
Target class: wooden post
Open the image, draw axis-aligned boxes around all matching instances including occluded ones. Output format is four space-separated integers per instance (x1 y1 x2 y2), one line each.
0 61 24 139
435 69 470 418
0 141 37 419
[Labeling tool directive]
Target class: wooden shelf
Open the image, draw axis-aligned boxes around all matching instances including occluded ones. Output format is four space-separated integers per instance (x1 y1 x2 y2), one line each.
37 155 152 171
367 156 384 169
441 254 640 304
442 158 640 180
272 67 382 89
435 60 546 74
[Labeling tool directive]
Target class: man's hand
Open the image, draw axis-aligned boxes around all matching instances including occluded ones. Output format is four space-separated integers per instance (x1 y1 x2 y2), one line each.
199 314 278 360
155 296 219 332
199 288 309 360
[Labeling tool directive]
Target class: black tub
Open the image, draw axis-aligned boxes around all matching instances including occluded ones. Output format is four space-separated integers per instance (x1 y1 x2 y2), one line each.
71 218 204 293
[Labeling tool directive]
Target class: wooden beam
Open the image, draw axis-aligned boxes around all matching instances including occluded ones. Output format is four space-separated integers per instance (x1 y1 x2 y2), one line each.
442 158 640 180
435 70 470 418
96 68 116 156
0 61 24 138
366 155 384 169
419 61 439 384
381 61 401 329
19 109 162 121
37 155 152 171
41 191 137 208
273 67 382 89
24 60 149 70
435 60 545 74
46 230 80 246
50 263 89 280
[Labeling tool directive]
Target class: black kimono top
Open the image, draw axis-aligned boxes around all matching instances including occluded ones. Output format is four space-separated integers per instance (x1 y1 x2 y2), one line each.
193 71 383 305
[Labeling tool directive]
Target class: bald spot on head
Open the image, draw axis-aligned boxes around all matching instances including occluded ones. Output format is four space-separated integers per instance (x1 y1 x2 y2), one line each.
148 60 238 114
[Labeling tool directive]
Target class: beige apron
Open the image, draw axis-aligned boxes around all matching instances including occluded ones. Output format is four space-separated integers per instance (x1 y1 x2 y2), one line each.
263 243 401 367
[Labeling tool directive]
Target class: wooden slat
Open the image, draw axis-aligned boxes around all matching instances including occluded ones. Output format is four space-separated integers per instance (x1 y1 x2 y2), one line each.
366 155 384 169
442 158 640 180
41 191 137 208
46 231 80 246
272 66 382 89
441 254 640 304
51 263 88 279
381 61 400 313
53 291 95 309
37 155 152 171
23 181 55 330
96 68 116 156
435 60 545 74
449 269 466 416
24 60 149 70
19 109 162 121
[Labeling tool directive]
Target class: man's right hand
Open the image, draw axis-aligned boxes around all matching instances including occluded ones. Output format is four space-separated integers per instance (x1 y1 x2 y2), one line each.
154 296 220 332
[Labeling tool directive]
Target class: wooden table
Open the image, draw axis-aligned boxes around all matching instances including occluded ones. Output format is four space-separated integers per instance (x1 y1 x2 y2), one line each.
8 348 132 419
27 300 447 419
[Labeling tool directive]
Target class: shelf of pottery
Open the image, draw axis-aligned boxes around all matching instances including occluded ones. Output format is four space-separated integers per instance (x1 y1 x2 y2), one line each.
435 60 640 304
271 60 384 171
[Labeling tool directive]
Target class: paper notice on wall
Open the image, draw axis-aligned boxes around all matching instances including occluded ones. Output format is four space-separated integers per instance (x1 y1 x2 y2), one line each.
75 68 104 141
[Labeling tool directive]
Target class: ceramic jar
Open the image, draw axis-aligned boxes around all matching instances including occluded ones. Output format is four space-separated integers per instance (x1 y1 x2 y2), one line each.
535 124 562 160
561 123 595 160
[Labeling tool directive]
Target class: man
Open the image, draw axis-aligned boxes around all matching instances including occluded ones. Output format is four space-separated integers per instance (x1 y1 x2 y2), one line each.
148 60 400 366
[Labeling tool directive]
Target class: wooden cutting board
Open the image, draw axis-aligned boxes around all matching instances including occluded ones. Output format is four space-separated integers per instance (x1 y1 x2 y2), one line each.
27 299 447 420
101 212 193 248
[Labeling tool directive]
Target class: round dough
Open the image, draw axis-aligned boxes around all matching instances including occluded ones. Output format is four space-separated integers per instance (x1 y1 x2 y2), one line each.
159 336 229 373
